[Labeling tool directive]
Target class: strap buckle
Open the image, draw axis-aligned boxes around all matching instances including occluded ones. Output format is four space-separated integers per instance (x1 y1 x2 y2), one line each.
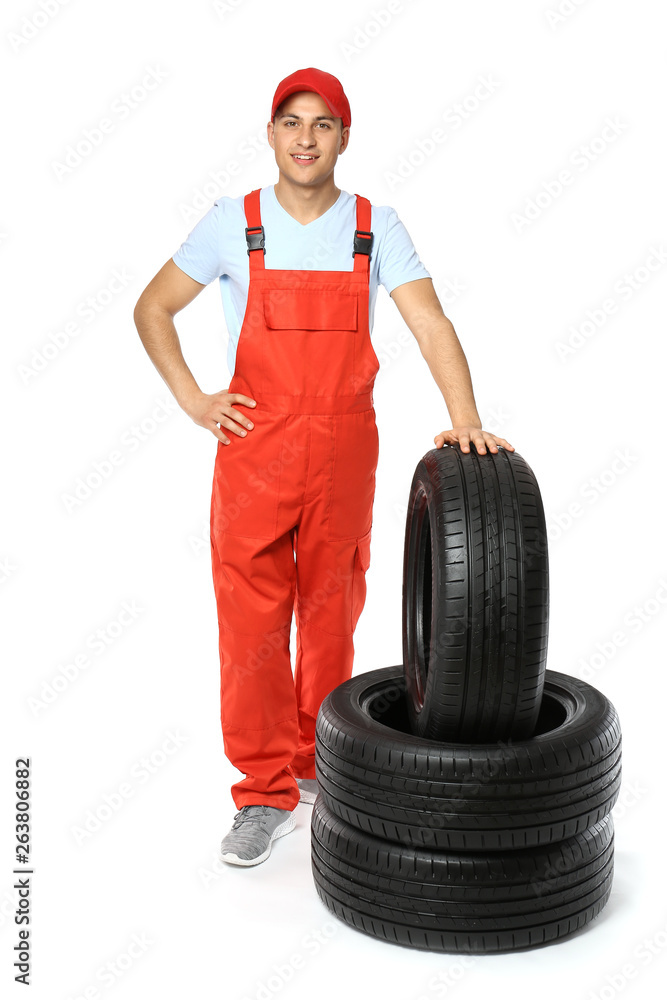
353 229 373 257
245 225 266 255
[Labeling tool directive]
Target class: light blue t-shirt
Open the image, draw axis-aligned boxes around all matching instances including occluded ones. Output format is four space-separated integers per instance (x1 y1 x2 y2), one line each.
172 185 431 378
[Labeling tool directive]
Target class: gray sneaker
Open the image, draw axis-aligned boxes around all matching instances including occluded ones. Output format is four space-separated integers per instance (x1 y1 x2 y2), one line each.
296 778 319 804
219 805 296 867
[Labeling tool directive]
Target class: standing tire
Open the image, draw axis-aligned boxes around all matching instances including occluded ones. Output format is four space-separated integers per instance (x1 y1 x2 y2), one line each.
402 444 549 741
315 665 621 851
311 796 614 953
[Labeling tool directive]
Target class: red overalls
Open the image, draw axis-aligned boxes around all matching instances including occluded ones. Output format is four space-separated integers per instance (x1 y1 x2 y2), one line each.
210 188 380 812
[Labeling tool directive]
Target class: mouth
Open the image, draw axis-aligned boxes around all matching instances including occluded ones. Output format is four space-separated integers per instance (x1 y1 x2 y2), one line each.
290 153 319 164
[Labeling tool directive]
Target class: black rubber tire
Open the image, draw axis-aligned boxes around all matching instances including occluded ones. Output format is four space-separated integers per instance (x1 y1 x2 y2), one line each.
311 796 614 953
315 665 621 851
402 444 549 742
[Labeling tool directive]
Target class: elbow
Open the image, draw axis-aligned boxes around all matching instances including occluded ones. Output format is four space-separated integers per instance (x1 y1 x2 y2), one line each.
133 295 160 339
133 291 149 322
408 306 453 347
133 293 163 327
413 317 460 361
412 321 439 351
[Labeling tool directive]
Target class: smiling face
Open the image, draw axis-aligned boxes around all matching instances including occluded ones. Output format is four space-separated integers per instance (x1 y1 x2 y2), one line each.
268 90 350 189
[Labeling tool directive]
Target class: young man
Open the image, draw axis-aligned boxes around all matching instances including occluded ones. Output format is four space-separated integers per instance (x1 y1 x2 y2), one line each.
133 67 513 868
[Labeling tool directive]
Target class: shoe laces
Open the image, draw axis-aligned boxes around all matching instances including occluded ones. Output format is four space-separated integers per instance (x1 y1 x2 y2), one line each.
231 805 271 830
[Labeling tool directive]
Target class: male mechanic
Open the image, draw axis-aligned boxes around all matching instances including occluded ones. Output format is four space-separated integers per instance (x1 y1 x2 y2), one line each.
133 67 514 868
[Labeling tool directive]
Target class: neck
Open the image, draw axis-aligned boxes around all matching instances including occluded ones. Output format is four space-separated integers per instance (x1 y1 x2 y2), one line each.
273 176 340 224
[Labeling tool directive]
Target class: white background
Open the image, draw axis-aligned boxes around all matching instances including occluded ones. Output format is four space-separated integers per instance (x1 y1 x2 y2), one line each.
3 0 666 997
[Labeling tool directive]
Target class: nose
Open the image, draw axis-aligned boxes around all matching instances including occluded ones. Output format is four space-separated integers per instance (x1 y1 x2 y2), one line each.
297 128 317 147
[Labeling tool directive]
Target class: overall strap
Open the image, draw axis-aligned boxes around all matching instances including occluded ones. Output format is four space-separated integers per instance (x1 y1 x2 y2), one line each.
244 188 374 275
244 188 265 271
352 194 373 275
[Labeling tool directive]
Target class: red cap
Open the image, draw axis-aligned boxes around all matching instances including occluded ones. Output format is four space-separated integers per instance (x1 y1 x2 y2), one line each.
271 67 351 128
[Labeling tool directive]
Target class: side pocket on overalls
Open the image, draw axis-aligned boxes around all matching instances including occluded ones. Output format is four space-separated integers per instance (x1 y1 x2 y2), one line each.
351 526 373 633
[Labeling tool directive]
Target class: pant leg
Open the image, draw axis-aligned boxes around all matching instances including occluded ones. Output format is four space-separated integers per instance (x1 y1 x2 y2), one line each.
289 524 372 777
289 411 376 778
210 527 301 811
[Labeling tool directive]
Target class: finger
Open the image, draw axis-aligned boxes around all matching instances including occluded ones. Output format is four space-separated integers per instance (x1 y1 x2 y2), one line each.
494 436 514 451
234 394 257 409
217 413 250 438
434 431 453 449
211 423 230 445
226 406 255 430
218 410 254 437
458 434 471 453
467 431 489 455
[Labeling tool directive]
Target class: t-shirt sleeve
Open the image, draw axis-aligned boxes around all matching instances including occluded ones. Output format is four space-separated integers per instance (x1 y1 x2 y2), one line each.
172 202 224 285
377 207 431 295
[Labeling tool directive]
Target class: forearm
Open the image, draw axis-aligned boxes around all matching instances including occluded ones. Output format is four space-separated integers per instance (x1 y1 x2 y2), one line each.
417 316 482 427
133 303 203 411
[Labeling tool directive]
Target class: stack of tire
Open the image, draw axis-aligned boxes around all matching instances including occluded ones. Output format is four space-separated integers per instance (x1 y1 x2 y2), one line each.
311 444 622 953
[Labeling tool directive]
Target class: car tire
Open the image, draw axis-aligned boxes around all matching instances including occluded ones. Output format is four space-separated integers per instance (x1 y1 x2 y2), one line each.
315 665 621 851
402 445 549 741
311 796 614 953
